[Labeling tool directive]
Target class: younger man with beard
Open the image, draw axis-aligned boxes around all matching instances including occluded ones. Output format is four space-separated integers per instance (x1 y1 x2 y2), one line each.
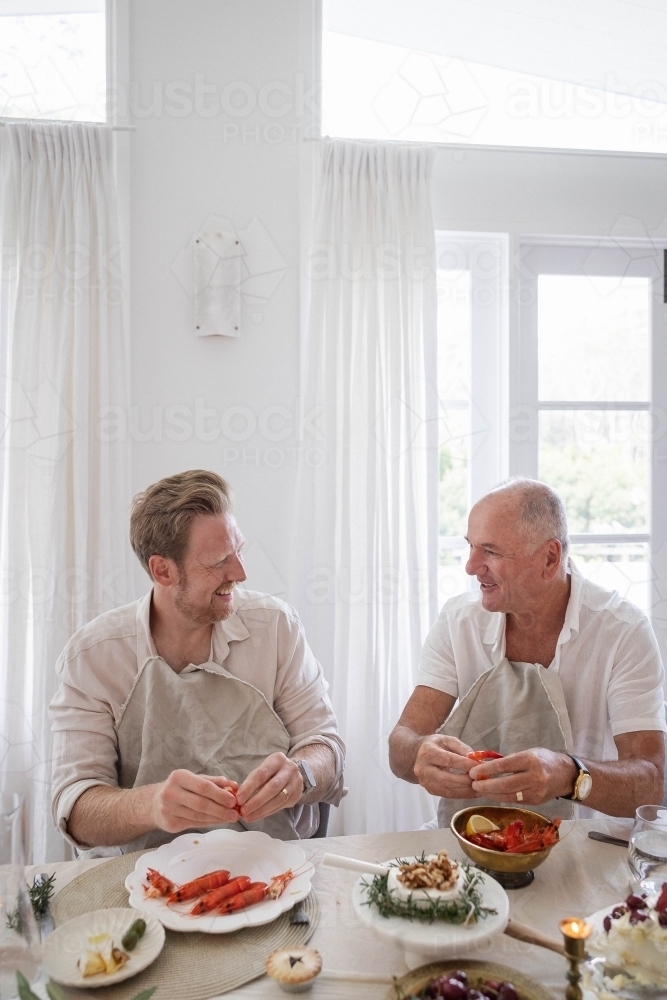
50 470 344 855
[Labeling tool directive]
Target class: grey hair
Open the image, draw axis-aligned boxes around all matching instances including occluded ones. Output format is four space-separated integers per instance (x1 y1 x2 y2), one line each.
481 478 569 555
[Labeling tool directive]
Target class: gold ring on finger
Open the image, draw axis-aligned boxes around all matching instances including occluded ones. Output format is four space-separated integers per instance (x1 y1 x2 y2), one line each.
282 787 289 798
516 790 524 802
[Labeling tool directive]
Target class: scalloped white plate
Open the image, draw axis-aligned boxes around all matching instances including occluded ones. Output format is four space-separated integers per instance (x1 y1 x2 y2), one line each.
352 858 509 966
44 907 164 988
125 829 312 933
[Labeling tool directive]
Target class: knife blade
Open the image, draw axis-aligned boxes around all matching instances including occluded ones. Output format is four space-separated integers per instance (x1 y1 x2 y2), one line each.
588 831 630 848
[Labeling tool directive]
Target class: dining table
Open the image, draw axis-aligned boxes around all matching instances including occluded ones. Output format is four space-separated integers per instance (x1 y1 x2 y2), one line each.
28 815 637 1000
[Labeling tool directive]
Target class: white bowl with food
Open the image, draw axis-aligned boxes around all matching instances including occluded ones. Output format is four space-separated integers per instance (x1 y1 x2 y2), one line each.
44 907 164 988
352 850 509 968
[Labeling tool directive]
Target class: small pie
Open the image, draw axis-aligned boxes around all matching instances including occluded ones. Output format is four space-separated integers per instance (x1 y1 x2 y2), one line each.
265 946 322 992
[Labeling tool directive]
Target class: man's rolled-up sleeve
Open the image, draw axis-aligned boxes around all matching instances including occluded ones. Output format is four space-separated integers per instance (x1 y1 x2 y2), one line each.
273 614 346 805
50 654 120 847
608 618 667 737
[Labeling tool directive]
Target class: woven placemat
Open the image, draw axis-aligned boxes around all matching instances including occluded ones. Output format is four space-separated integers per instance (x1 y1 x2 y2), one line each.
51 850 319 1000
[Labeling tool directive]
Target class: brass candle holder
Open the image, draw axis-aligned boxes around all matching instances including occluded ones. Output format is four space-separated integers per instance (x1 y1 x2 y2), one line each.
559 917 592 1000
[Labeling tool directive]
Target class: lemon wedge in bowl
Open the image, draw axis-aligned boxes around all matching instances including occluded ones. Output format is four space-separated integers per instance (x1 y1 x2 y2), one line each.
465 814 500 837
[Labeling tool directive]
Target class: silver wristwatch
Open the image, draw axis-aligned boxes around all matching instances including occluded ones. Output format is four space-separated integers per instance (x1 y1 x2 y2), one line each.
294 759 317 796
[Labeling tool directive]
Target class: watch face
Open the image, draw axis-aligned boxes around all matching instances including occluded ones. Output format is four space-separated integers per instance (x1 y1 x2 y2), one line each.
577 773 593 800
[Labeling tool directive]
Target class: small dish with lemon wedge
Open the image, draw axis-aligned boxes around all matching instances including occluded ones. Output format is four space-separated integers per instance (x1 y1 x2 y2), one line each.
451 806 561 889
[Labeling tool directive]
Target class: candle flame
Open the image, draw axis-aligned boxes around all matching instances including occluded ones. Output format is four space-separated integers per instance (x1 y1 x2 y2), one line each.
559 916 592 939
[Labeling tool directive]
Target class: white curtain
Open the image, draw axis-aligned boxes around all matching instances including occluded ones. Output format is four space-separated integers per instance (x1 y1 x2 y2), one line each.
292 140 439 835
0 123 132 863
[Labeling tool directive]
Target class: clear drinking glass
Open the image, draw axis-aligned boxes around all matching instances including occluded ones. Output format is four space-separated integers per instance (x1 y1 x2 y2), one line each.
0 793 42 1000
628 804 667 894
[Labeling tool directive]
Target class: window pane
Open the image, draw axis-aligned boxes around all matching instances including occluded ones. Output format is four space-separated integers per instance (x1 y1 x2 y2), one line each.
322 30 667 155
438 269 471 545
438 542 469 605
571 542 649 614
539 411 648 533
538 275 650 402
0 6 106 122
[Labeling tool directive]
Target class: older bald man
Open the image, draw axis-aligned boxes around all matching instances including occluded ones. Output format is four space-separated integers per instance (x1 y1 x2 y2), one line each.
389 479 665 823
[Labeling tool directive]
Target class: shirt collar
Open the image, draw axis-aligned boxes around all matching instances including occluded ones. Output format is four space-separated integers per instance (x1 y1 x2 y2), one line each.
480 557 582 663
483 608 505 660
136 590 250 673
558 557 582 644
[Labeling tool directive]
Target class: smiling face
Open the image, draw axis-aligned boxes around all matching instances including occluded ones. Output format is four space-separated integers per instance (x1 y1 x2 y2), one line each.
465 495 562 615
170 512 247 624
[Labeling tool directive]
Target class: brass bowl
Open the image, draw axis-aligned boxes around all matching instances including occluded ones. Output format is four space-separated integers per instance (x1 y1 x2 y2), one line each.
451 805 559 875
387 958 558 1000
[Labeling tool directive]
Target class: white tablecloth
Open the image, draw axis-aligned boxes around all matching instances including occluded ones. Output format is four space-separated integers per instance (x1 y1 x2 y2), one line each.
30 816 635 999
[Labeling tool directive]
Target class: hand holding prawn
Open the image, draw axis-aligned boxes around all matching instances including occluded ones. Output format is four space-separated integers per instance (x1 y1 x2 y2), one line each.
469 747 577 804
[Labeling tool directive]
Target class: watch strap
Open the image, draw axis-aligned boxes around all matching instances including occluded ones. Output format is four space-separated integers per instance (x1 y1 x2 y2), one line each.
294 759 316 795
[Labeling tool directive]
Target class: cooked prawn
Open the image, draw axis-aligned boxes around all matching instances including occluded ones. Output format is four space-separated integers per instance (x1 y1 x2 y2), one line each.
143 868 177 898
190 876 252 914
217 882 269 913
167 868 230 904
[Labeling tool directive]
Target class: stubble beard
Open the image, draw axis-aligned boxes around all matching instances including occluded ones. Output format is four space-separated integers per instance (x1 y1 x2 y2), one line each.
173 573 236 624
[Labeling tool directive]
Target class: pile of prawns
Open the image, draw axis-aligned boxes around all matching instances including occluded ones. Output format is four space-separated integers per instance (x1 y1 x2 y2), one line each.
143 862 305 916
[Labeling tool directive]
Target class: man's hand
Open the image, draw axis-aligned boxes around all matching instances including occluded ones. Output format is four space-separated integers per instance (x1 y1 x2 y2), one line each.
151 769 241 833
468 748 576 804
413 735 478 798
235 752 303 823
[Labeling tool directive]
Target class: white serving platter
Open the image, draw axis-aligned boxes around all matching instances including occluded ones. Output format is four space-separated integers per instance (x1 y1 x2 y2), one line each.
44 907 164 988
352 857 509 968
125 829 312 934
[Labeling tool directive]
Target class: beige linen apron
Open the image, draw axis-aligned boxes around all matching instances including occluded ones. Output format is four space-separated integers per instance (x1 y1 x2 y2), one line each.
437 657 575 828
109 656 299 853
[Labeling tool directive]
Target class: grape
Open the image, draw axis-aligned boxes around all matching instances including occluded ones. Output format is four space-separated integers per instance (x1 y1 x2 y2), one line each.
629 910 649 924
498 985 519 1000
603 915 612 932
439 981 467 1000
451 973 468 986
655 884 667 913
484 985 501 993
481 988 499 1000
465 991 484 1000
626 894 646 910
611 905 627 919
658 911 667 927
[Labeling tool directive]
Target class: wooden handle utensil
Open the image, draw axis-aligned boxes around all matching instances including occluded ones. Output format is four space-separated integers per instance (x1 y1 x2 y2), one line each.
504 918 565 955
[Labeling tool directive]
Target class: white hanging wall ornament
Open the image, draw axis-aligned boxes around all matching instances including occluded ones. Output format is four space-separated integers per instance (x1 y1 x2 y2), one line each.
194 229 244 337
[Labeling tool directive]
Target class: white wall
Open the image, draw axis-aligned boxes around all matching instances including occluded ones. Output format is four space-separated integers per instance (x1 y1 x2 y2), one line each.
127 0 308 598
125 0 667 606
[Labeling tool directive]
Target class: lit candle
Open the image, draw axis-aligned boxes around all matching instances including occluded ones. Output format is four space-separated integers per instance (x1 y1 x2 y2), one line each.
559 917 592 1000
559 917 592 942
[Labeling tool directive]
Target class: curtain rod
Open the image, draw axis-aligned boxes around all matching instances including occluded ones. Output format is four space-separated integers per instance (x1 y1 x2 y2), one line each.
0 118 135 131
303 134 667 161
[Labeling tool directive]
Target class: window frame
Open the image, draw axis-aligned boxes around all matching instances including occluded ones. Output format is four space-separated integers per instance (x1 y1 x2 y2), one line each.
435 231 509 590
511 236 667 654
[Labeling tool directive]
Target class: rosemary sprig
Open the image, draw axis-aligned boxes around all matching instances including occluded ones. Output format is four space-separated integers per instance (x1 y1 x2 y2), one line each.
29 872 56 919
362 860 496 925
5 873 56 932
